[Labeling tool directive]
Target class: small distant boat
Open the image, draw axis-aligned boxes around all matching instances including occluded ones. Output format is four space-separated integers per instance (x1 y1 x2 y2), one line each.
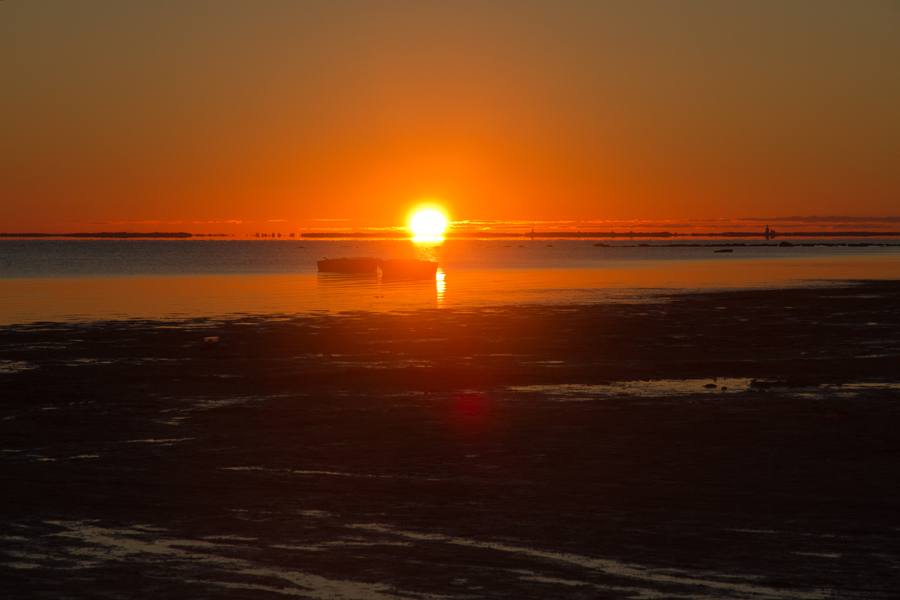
317 257 381 273
379 258 438 279
713 249 733 253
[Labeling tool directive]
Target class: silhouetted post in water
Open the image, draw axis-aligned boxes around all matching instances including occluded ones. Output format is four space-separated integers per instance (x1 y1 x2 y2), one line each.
765 225 770 240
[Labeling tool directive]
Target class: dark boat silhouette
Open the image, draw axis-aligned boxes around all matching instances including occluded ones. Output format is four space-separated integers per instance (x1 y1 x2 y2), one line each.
317 257 381 273
379 258 439 279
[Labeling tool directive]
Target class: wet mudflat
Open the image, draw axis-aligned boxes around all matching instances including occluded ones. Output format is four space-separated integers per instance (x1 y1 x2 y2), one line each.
1 281 899 599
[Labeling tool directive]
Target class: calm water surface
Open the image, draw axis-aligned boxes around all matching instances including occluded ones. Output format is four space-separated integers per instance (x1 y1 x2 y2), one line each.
1 238 898 324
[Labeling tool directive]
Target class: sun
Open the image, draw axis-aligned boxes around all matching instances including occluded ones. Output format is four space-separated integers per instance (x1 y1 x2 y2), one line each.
409 209 447 237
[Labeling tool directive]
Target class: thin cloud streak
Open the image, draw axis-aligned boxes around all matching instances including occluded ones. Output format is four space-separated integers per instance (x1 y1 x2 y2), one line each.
297 216 900 235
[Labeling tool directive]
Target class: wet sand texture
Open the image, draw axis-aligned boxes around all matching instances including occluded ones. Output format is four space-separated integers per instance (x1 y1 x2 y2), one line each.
2 282 899 599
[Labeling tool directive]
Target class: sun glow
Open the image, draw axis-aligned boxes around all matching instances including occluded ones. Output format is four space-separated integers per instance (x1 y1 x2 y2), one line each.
409 209 447 238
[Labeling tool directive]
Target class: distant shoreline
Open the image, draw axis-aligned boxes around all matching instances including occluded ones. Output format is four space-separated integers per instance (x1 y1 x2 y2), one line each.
303 230 900 239
3 230 900 240
0 232 195 238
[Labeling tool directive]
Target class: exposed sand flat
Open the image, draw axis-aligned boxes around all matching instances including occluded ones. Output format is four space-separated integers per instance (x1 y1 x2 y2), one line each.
1 282 899 598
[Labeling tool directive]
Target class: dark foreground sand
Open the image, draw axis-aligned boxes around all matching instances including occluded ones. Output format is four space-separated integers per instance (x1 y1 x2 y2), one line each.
2 281 899 599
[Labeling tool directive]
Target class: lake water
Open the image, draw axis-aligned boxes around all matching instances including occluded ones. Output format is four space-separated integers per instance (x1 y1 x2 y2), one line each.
1 238 898 324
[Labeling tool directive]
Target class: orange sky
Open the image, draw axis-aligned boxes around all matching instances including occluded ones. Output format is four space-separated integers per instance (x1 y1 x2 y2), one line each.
1 1 898 234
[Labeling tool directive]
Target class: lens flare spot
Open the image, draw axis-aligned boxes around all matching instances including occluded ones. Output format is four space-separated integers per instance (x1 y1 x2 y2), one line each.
448 392 492 433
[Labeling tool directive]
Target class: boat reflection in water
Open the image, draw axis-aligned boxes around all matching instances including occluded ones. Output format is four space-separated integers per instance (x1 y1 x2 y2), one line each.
379 258 439 279
316 257 381 273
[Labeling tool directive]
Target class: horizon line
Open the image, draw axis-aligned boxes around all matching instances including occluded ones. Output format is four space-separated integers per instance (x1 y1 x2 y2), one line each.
4 230 900 240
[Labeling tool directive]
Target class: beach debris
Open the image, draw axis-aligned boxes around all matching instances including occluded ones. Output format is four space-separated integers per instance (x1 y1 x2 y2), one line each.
704 383 717 389
203 336 219 347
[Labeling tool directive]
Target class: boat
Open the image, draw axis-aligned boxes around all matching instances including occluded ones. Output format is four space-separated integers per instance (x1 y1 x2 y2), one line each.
379 258 439 279
317 257 381 273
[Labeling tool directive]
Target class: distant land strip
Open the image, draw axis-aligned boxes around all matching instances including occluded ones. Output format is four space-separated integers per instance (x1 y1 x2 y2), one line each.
303 230 900 239
1 232 196 238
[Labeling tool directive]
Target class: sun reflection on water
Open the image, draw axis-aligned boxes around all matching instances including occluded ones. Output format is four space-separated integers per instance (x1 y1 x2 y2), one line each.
436 269 446 307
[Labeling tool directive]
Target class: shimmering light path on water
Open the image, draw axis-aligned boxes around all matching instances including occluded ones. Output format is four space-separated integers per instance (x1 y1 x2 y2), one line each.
2 254 898 324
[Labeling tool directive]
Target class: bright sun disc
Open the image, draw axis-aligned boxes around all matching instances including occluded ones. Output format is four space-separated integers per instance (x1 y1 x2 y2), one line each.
410 209 447 237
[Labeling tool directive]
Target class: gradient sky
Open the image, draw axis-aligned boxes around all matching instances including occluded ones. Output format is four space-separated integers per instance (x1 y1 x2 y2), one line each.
1 0 898 233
